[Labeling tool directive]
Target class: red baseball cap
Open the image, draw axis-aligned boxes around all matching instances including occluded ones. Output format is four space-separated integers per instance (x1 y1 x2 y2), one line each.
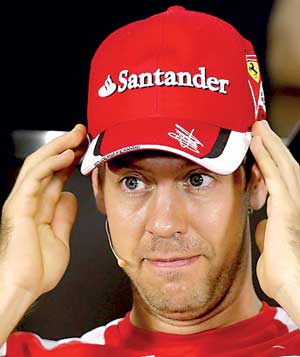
81 5 266 176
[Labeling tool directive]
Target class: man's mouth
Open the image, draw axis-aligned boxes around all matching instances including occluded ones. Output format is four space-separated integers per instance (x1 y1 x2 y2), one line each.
144 255 201 268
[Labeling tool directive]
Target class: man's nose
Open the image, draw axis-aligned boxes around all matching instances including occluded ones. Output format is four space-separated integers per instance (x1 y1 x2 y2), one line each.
145 185 188 238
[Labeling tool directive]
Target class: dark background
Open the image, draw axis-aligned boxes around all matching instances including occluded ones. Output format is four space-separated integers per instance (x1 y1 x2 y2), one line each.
3 0 273 130
1 0 279 339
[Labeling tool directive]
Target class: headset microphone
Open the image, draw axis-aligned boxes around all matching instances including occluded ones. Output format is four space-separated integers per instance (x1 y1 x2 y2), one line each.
105 220 127 268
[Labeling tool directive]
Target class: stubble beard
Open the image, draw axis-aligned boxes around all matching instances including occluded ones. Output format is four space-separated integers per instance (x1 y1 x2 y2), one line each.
128 224 248 322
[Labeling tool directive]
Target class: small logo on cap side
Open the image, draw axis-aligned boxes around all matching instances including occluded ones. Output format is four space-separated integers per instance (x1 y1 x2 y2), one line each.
246 54 260 83
247 61 260 83
168 124 204 154
98 75 117 97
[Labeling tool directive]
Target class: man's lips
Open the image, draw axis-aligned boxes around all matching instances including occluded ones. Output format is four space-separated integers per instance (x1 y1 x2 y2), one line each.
144 255 201 268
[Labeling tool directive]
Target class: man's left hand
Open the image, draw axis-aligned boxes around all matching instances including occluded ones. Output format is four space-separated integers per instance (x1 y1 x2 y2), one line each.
250 120 300 325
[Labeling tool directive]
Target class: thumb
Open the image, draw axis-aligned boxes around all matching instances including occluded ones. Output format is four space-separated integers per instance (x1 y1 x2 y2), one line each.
52 192 78 245
255 219 267 253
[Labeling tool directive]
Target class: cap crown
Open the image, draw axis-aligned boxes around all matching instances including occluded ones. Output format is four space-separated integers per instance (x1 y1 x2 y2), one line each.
87 6 266 139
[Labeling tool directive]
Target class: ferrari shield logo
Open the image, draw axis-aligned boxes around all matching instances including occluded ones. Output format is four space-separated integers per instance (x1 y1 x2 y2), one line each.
247 61 260 83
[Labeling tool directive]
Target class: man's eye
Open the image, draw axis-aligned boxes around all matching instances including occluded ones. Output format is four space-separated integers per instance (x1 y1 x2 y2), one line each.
121 177 146 191
187 173 213 188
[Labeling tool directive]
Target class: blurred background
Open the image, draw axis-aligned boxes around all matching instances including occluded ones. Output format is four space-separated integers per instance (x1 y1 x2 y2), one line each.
1 0 299 340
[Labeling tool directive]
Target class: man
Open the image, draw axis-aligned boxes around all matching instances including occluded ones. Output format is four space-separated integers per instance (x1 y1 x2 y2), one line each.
0 5 299 356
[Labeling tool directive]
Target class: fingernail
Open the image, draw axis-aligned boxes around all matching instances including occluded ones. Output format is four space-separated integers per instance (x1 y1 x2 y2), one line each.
260 120 269 128
59 149 72 157
72 124 81 131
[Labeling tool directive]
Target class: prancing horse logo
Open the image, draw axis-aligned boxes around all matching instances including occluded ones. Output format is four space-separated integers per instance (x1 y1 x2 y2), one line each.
247 61 260 83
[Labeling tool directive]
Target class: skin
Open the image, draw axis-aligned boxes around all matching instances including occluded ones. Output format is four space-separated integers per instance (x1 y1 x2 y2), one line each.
92 151 267 333
0 120 299 345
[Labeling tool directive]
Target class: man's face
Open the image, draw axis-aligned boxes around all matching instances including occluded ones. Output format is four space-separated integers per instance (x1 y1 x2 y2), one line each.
97 152 250 320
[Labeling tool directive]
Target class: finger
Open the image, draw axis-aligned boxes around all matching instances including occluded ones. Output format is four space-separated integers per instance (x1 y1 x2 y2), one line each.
252 121 300 199
255 219 267 253
250 136 299 219
250 136 288 197
35 138 88 200
35 143 86 224
252 121 294 163
5 150 75 218
51 192 78 246
35 172 70 225
12 124 87 193
38 192 77 292
17 124 86 185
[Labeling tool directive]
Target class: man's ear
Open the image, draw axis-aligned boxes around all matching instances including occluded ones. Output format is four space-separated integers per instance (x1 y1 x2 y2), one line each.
91 167 107 214
248 163 268 211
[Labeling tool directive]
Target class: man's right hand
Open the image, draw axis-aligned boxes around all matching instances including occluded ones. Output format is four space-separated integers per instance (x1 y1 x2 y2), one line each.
0 124 87 342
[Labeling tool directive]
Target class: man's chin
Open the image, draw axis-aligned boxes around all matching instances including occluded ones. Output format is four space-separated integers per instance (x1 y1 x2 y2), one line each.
147 299 217 322
135 284 215 320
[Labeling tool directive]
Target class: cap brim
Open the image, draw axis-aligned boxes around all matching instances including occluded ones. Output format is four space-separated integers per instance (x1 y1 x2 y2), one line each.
80 118 251 176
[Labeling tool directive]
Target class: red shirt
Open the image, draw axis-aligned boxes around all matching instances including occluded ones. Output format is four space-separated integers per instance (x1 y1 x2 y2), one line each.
2 302 300 356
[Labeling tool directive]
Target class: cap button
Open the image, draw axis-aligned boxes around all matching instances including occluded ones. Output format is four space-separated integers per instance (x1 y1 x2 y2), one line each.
167 5 186 12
